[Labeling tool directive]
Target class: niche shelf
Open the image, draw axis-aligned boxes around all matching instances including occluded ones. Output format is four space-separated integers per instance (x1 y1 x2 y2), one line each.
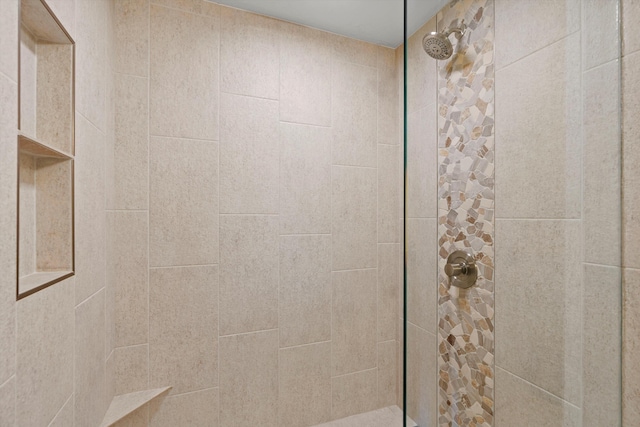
17 0 75 299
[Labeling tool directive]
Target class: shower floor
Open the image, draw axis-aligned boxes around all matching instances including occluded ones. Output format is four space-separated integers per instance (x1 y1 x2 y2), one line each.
312 405 417 427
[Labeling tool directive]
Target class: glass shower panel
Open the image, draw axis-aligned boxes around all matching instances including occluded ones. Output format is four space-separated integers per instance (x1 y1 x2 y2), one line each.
403 1 622 426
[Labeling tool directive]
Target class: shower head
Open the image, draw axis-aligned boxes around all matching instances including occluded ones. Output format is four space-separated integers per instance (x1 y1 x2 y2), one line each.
422 21 466 60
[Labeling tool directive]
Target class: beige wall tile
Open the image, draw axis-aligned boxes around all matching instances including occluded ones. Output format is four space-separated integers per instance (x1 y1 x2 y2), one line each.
279 342 331 426
332 60 377 167
623 268 640 426
279 235 331 347
0 75 17 385
406 218 437 334
495 220 582 405
332 34 378 68
16 278 74 427
406 107 437 219
219 215 278 335
583 0 620 70
583 265 621 427
149 388 219 427
115 344 149 395
406 18 436 114
75 290 107 427
114 0 149 76
279 122 331 234
149 137 219 267
220 7 279 99
495 34 581 219
623 51 640 269
332 166 377 270
44 0 75 40
149 4 219 139
584 61 622 266
110 211 148 347
76 0 108 130
0 377 13 425
219 330 278 427
0 0 18 82
49 394 74 427
75 114 106 304
377 46 399 145
377 340 397 408
114 73 148 210
378 144 399 243
495 367 580 427
405 324 436 427
219 93 279 214
378 244 399 342
332 269 377 376
19 27 36 136
495 0 580 69
280 24 331 126
112 404 148 427
151 0 219 17
149 265 218 395
623 0 640 56
331 369 378 420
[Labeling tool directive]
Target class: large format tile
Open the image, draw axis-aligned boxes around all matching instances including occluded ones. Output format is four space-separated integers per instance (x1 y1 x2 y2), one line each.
149 388 219 427
332 166 377 270
623 0 640 56
495 368 580 427
406 107 437 219
623 51 640 269
219 215 278 335
114 344 149 395
220 7 279 99
149 137 218 267
149 265 218 395
149 4 219 139
332 34 378 68
406 218 437 334
495 34 581 219
377 340 397 408
405 324 436 427
584 0 620 70
114 0 149 76
279 235 331 347
280 24 331 126
583 265 621 427
49 395 74 427
16 278 74 427
0 377 14 426
332 269 377 376
219 330 278 427
623 268 640 426
110 211 148 347
495 220 582 405
114 73 148 210
378 144 399 243
331 369 378 420
378 244 399 342
75 290 106 427
495 0 580 69
219 93 279 214
0 0 18 82
279 122 331 234
377 46 399 146
584 61 621 266
150 0 219 17
74 114 106 304
332 61 377 168
278 342 331 426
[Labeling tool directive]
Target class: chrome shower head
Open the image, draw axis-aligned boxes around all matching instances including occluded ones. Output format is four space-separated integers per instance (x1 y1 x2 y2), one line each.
422 21 466 60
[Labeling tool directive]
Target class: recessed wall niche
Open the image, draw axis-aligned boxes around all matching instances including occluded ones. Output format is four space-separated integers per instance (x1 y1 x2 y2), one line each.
17 0 75 299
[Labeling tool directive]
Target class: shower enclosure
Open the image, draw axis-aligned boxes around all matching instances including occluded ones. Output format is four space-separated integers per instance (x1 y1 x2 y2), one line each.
403 0 622 426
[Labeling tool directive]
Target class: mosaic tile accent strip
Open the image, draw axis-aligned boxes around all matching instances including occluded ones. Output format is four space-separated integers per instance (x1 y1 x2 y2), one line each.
436 0 495 426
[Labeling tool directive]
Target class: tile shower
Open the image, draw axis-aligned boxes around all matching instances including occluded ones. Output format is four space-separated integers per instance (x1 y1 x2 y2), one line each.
0 0 636 427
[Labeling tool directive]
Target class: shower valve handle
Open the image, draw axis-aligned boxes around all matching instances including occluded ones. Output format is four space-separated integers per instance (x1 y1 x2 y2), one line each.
445 251 477 289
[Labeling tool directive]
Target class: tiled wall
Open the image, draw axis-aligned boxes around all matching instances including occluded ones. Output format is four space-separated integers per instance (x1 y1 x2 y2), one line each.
0 0 116 426
111 0 401 425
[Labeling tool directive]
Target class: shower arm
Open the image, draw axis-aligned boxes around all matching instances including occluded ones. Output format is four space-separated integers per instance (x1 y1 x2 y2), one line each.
444 21 466 39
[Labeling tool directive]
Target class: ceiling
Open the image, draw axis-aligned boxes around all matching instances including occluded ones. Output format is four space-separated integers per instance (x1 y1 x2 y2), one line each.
210 0 449 48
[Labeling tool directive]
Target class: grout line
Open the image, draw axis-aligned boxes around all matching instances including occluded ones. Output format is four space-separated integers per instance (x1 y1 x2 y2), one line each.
218 328 279 339
331 367 378 380
332 267 377 273
219 89 278 102
46 393 73 427
279 340 332 351
147 134 219 143
146 0 151 394
75 286 105 309
149 263 219 270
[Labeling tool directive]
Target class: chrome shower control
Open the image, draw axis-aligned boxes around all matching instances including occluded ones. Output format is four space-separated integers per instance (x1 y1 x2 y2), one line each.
445 250 477 289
